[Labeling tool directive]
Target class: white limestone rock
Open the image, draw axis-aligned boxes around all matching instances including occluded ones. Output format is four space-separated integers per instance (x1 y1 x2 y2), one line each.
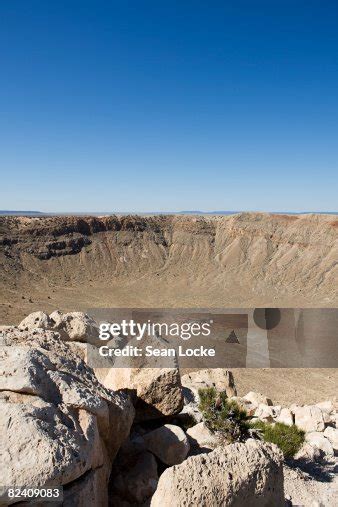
151 439 284 507
143 424 190 465
294 406 325 433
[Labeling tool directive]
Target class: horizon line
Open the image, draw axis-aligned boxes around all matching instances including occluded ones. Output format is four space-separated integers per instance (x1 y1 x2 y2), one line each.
1 209 338 216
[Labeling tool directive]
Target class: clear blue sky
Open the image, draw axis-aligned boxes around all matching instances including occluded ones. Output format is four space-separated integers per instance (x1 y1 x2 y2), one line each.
0 0 337 212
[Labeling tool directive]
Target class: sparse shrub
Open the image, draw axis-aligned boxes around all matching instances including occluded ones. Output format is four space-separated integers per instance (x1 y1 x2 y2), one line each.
198 387 305 457
250 420 305 458
198 387 251 443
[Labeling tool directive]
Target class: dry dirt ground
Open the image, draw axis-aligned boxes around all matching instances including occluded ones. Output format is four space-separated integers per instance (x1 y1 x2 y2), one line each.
231 368 338 406
284 461 338 506
1 212 337 405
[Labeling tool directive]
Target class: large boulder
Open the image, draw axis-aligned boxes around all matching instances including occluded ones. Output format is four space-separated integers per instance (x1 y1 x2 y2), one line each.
254 404 281 423
17 310 102 347
143 424 190 465
316 400 334 414
68 340 116 376
19 311 52 330
324 426 338 454
110 451 158 505
101 367 183 421
333 413 338 428
294 442 324 463
305 432 334 458
293 405 325 432
62 465 109 507
316 400 335 424
96 329 184 421
243 391 273 409
1 398 105 490
276 408 294 426
186 422 219 455
151 439 284 506
50 311 101 347
0 327 134 506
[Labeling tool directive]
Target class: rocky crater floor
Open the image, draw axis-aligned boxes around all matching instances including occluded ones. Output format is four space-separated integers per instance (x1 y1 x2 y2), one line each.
1 311 337 506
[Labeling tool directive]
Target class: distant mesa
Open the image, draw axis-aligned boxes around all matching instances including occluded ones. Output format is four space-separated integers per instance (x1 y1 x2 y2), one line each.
0 210 43 216
179 210 239 215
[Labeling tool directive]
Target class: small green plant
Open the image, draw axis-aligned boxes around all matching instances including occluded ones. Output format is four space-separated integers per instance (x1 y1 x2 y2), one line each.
250 420 305 458
198 387 251 443
198 387 305 457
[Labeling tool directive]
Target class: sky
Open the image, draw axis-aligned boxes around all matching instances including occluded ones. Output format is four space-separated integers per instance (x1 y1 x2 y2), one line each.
0 0 337 213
